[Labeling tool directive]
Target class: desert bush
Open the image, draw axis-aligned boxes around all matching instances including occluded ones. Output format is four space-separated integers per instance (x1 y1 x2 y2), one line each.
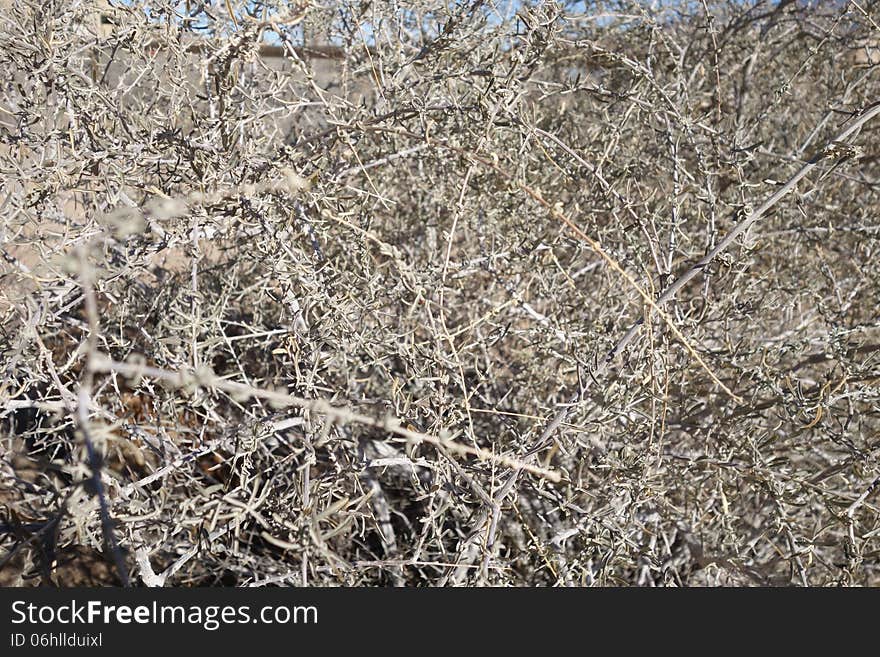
2 0 880 586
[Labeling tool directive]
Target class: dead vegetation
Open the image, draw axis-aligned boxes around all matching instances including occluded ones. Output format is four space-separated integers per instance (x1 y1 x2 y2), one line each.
2 0 880 587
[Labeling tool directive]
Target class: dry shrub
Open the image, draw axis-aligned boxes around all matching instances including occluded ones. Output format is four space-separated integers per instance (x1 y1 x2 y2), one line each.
2 0 880 586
